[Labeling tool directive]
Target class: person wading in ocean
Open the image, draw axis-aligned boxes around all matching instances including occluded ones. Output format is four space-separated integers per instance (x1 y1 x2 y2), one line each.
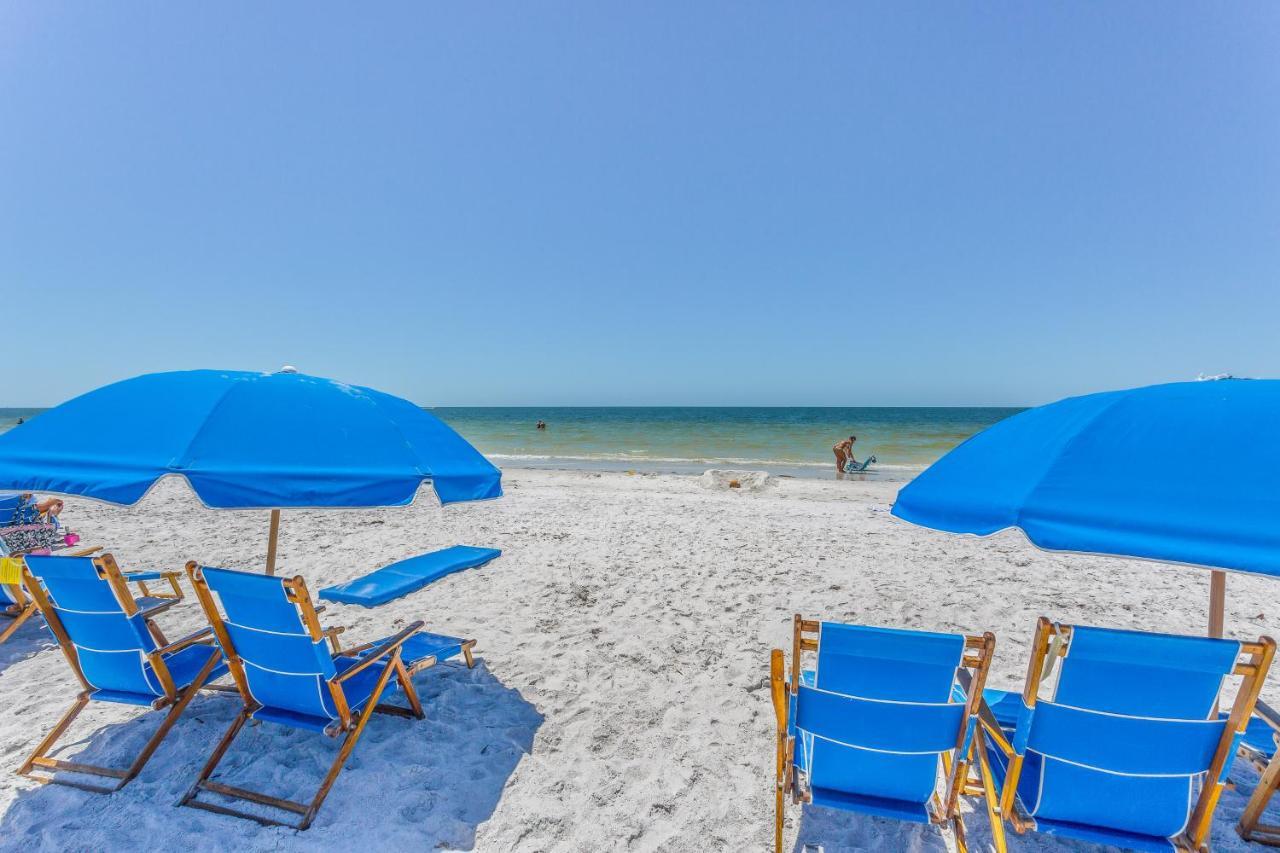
833 435 857 479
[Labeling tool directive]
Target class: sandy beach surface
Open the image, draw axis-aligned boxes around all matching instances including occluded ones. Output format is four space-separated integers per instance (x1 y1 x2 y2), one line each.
1 468 1277 852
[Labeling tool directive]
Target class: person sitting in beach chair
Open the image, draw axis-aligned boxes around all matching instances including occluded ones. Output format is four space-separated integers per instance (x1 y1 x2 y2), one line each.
18 553 228 792
972 618 1274 853
770 615 996 852
180 562 477 830
0 493 69 556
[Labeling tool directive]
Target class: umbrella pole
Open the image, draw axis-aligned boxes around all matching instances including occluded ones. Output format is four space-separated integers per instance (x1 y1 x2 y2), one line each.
1208 570 1226 638
265 509 281 576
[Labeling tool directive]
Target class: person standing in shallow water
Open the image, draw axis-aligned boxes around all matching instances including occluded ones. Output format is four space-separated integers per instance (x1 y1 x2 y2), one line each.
536 420 546 430
833 435 856 478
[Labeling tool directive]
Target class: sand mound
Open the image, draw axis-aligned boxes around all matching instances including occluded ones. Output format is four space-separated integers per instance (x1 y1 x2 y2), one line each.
698 469 773 492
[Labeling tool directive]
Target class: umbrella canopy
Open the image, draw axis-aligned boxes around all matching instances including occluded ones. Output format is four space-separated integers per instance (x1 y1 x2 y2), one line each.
0 369 502 508
891 379 1280 634
893 379 1280 576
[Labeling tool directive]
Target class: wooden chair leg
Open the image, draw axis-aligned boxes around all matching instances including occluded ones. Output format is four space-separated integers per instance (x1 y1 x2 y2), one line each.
121 651 222 785
774 782 784 853
0 605 36 644
462 642 475 668
952 811 968 853
21 652 224 792
974 729 1009 853
1240 751 1280 844
18 693 91 778
394 658 424 719
181 707 252 807
299 655 401 830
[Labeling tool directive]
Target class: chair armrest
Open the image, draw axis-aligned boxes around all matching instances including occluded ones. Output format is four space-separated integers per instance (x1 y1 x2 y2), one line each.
125 569 183 600
334 621 424 683
769 649 788 729
156 627 215 655
125 570 170 582
66 545 104 557
137 598 180 619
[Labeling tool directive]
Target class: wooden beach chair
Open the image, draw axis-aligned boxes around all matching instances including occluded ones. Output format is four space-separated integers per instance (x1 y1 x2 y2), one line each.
1234 699 1280 845
769 615 996 853
0 545 152 644
18 553 227 792
975 618 1274 852
181 562 477 829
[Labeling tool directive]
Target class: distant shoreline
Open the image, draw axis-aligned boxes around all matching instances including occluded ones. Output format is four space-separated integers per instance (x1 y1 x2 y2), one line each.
488 453 923 482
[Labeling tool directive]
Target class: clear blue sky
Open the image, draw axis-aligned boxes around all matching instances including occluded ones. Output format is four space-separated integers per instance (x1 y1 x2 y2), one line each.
3 4 1277 407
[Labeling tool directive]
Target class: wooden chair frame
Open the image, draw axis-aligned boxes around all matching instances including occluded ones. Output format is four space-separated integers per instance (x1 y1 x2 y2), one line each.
17 552 224 792
0 545 108 644
1237 699 1280 845
180 562 475 830
978 617 1275 853
769 614 996 853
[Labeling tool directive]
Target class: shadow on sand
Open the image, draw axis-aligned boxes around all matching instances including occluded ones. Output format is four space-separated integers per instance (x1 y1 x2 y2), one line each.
790 799 1002 853
0 659 541 851
0 613 57 673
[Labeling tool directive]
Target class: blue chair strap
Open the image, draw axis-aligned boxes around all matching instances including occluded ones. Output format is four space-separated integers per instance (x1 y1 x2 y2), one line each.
795 684 965 755
1024 700 1226 777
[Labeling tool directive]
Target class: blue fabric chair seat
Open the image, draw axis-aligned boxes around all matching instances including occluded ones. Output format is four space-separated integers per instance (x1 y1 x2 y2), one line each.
245 631 468 732
88 644 228 707
400 631 466 665
809 787 933 824
1224 710 1278 761
161 644 229 692
318 546 501 607
981 688 1022 728
982 731 1177 852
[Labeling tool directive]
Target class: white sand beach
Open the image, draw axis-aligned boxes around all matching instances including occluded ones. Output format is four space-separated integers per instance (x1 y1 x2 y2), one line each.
2 469 1277 852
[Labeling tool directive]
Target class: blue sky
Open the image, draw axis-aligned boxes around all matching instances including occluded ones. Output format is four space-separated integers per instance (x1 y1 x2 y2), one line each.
3 4 1277 407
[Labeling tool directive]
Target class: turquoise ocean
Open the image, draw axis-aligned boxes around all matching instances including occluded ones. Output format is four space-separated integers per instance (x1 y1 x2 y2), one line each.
433 407 1018 480
0 407 1021 481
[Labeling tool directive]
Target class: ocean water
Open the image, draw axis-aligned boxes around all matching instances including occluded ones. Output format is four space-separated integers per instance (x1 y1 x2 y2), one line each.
432 407 1021 479
0 406 1022 480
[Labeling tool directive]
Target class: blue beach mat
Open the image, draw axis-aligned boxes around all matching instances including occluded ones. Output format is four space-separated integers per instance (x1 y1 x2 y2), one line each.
319 545 501 607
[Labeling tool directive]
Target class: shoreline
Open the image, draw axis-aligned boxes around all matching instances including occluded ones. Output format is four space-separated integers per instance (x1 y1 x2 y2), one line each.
490 454 925 482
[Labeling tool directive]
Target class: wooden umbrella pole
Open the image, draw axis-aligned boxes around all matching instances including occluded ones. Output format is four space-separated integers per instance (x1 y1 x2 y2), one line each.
265 509 282 576
1209 569 1226 638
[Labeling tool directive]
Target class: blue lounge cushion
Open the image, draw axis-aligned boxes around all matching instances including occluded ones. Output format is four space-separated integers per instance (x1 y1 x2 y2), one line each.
318 546 501 607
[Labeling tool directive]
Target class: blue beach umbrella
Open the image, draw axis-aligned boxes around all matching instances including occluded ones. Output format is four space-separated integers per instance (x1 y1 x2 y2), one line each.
0 368 501 574
891 378 1280 636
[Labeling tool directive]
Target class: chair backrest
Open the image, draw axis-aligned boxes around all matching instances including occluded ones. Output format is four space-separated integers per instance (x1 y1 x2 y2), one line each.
193 565 342 722
1014 624 1244 840
23 554 163 697
793 622 970 805
0 495 20 527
